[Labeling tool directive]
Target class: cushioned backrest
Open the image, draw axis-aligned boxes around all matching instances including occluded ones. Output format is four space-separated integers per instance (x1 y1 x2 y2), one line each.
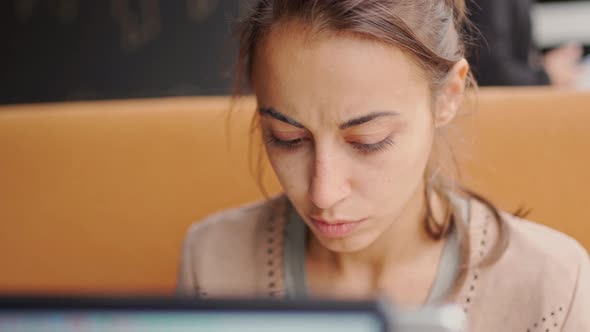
0 97 275 294
459 88 590 251
0 88 588 294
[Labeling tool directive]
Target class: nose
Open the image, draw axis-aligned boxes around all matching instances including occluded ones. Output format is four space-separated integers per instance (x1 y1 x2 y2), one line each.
308 150 351 210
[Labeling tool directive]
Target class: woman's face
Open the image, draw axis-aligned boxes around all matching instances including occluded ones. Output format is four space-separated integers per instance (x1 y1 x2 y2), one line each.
252 23 440 253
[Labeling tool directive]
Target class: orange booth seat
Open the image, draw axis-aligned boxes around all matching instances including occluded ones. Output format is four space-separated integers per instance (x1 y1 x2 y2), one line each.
0 88 588 295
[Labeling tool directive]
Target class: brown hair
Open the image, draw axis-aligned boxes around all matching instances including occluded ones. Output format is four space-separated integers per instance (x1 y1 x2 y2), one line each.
233 0 509 288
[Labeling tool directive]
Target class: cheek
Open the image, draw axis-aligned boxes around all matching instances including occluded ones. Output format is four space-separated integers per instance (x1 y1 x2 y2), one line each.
353 118 434 203
266 148 311 196
393 109 435 175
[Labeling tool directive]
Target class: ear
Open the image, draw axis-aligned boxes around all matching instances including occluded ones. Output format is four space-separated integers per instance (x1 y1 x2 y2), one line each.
434 58 469 128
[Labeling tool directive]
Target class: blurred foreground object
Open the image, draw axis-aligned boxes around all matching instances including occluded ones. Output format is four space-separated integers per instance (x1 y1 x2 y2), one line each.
0 296 465 332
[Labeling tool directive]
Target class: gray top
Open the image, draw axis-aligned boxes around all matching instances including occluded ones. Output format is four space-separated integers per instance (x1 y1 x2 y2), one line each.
283 198 469 303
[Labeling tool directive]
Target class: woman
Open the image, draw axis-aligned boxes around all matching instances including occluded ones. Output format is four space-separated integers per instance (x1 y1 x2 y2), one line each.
177 0 590 330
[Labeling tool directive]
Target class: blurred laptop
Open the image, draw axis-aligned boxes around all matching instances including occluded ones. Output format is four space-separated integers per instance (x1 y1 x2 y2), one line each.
0 296 464 332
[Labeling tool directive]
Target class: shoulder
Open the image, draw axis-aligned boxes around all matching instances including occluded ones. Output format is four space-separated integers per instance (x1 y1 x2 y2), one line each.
496 214 589 329
466 198 586 278
504 214 587 272
182 195 285 257
177 195 288 297
465 198 590 330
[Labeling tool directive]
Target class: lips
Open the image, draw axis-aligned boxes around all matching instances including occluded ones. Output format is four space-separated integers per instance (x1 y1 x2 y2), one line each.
309 217 365 238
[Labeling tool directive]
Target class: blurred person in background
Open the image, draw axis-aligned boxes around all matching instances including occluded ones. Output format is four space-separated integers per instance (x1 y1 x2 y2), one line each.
468 0 584 86
177 0 590 331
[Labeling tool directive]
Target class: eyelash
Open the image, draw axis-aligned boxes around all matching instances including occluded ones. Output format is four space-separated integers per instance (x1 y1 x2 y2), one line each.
351 137 396 153
265 134 395 154
264 135 306 150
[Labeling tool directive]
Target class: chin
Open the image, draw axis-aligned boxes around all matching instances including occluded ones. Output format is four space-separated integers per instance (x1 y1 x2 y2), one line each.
312 231 376 253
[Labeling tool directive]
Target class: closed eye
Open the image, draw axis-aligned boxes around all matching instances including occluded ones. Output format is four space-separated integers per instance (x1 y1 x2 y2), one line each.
350 136 396 153
266 134 395 154
265 134 307 149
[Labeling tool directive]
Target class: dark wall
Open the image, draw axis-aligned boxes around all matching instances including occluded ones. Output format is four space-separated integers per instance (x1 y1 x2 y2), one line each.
1 0 585 104
1 0 241 105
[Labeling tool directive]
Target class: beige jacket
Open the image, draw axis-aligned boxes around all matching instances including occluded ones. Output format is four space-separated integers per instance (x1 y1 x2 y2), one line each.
177 195 590 331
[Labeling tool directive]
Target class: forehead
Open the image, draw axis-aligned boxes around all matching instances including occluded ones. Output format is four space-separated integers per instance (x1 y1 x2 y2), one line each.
252 22 430 118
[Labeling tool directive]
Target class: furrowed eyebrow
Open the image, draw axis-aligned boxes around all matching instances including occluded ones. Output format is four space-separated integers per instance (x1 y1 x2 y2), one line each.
339 111 399 130
259 108 399 130
258 107 305 128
